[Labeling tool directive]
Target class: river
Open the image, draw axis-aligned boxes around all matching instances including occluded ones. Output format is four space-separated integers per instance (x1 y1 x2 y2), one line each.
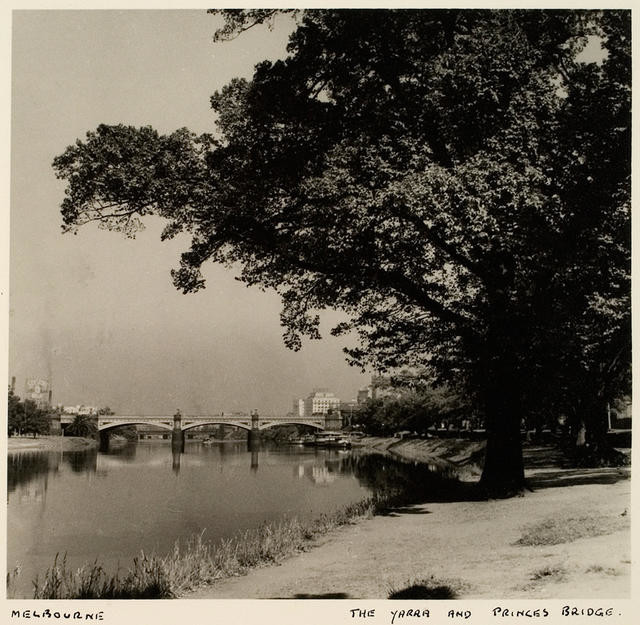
7 439 440 599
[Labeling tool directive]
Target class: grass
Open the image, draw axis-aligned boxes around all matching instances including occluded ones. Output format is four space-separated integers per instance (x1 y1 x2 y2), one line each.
517 563 568 592
7 565 22 599
585 564 620 576
30 495 387 599
516 513 628 547
530 565 567 582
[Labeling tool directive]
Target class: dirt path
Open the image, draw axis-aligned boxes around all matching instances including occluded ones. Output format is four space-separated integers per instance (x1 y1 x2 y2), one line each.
185 447 630 599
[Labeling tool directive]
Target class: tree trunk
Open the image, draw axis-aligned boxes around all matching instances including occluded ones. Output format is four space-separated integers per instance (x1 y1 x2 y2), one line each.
479 398 525 497
477 284 526 497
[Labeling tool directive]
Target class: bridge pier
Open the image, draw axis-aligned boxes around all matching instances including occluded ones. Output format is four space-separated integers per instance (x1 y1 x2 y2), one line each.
172 410 185 451
324 412 343 431
99 430 110 451
171 431 185 452
247 428 261 448
248 409 261 449
171 447 181 474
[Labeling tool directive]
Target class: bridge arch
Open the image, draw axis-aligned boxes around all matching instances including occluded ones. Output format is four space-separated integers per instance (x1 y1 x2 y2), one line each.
98 420 173 432
181 420 252 432
258 420 325 431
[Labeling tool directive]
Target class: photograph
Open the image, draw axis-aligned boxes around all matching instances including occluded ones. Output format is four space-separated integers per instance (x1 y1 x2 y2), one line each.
5 5 633 620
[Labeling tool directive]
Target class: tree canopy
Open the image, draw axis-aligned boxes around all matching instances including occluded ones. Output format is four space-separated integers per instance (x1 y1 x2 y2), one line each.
357 384 471 437
8 388 51 437
53 9 630 495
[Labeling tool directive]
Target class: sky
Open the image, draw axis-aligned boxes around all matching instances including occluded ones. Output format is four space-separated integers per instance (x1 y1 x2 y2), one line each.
9 10 370 415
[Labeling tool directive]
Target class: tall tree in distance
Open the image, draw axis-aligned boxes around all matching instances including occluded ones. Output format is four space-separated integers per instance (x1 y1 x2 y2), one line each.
7 386 24 436
52 9 630 496
65 414 98 439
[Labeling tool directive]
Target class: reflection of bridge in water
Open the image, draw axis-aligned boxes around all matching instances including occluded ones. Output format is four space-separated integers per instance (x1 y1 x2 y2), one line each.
168 444 353 477
98 441 346 477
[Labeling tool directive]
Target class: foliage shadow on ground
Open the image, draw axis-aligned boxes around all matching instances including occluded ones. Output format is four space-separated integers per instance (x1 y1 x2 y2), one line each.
526 468 630 490
376 506 433 517
287 592 350 599
388 584 458 599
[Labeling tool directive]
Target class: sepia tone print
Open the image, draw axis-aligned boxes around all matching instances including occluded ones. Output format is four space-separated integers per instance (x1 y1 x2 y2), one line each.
8 9 630 601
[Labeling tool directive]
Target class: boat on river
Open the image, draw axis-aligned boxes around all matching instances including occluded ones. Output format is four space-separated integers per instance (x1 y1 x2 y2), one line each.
312 431 352 448
289 435 314 445
288 432 352 448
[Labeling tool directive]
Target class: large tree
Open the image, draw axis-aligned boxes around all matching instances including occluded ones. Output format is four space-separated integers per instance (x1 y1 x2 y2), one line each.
52 9 630 495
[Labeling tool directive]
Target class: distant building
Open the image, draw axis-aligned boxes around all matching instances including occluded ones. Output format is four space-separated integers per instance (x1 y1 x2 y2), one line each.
303 389 341 416
292 398 306 417
60 405 98 416
358 375 403 402
357 388 371 404
25 377 51 410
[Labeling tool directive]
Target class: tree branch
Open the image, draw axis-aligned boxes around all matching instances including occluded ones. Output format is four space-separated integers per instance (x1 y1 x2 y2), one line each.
220 216 477 336
387 201 487 282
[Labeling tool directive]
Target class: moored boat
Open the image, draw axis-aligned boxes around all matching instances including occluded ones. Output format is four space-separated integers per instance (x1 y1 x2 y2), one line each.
288 435 311 445
313 431 352 448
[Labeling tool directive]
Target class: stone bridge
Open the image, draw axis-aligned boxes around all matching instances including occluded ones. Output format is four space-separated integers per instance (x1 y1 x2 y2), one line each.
56 411 342 446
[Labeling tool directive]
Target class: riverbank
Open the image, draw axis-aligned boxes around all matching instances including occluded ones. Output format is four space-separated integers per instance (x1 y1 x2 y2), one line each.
185 439 631 599
353 436 486 478
7 435 97 452
25 497 388 600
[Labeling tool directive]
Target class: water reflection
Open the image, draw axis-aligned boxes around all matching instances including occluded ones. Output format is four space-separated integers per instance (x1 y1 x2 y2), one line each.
8 449 102 494
8 452 56 494
342 451 460 501
172 447 181 475
295 464 338 485
65 450 98 474
8 440 455 599
9 444 454 497
104 443 138 460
